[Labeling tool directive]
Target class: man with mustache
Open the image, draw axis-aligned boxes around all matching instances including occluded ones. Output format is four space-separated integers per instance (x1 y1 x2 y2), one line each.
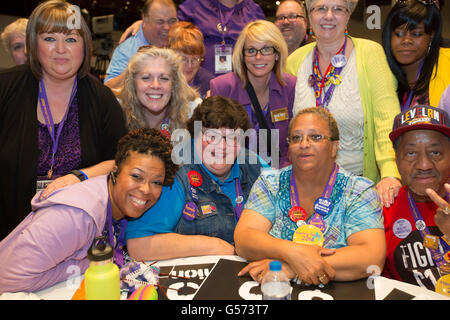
274 0 309 55
383 106 450 291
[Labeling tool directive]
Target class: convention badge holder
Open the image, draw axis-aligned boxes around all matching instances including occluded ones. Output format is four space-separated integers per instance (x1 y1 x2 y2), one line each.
214 44 233 74
36 176 55 194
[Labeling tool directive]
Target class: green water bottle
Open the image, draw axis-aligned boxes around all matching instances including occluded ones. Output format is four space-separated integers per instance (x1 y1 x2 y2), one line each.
84 236 120 300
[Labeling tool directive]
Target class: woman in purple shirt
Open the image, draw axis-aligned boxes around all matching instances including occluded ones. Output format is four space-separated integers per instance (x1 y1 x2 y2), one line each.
210 20 297 168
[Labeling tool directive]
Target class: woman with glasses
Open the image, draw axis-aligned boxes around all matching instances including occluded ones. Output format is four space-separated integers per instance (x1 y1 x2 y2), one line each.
382 0 449 112
235 107 385 286
126 96 267 261
286 0 401 208
210 20 296 169
167 21 214 99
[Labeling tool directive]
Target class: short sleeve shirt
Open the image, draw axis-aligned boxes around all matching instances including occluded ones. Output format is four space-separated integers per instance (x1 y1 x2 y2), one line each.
244 165 384 248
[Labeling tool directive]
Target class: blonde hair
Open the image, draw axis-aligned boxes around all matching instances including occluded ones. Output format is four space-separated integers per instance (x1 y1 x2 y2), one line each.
26 0 92 79
304 0 359 15
232 20 288 87
1 18 27 51
119 46 199 131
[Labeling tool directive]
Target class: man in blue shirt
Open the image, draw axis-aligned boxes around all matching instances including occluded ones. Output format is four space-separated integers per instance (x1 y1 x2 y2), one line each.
126 96 268 260
104 0 177 91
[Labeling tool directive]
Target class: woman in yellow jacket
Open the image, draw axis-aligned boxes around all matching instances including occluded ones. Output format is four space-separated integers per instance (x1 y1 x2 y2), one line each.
285 0 401 208
382 0 449 110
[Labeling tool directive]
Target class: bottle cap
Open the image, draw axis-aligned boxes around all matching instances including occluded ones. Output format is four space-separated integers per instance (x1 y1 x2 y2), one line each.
269 261 282 272
87 236 114 262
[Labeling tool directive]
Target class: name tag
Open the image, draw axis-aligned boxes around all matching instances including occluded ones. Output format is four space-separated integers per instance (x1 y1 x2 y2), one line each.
270 107 289 123
214 44 233 74
36 177 53 194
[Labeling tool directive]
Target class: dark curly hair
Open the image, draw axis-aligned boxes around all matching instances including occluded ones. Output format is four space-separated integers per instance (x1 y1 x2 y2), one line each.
186 96 250 136
114 128 178 186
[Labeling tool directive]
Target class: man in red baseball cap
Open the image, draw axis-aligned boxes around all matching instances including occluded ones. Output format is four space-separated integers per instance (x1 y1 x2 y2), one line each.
383 105 450 291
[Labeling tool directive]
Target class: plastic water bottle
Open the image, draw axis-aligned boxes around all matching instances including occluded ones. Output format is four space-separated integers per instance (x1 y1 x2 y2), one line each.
84 236 120 300
261 260 291 300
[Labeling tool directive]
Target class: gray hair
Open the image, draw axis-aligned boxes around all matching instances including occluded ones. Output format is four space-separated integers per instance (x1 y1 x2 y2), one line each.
304 0 359 15
1 18 27 51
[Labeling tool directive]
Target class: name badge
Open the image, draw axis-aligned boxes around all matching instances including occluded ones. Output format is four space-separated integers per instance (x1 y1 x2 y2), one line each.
214 44 232 74
270 107 289 123
36 176 54 194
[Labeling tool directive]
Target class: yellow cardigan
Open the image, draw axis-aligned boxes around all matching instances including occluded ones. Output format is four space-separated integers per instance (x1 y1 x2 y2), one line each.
286 37 401 184
430 47 450 107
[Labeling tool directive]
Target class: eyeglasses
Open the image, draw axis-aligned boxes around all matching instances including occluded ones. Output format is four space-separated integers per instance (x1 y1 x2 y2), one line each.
397 0 439 6
181 56 203 66
287 134 334 144
243 46 276 57
275 14 305 23
310 5 349 16
203 130 242 146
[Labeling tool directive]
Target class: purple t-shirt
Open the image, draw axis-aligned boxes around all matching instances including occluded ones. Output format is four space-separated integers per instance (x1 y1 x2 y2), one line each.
37 98 81 178
178 0 265 77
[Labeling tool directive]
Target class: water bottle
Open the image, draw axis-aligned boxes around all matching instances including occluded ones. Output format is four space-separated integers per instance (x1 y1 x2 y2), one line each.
84 236 120 300
261 260 292 300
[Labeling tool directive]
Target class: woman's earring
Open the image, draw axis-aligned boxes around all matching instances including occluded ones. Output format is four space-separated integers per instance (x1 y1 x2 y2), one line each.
110 171 117 185
344 28 349 36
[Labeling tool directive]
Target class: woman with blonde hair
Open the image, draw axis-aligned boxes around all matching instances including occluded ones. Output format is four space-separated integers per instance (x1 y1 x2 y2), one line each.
119 46 201 134
1 18 27 65
210 20 296 168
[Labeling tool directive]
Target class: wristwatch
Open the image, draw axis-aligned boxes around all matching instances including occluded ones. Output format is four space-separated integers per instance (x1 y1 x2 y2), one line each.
71 169 88 181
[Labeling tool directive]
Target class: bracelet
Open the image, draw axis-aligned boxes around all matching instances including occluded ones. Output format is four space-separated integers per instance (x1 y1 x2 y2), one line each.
71 169 88 181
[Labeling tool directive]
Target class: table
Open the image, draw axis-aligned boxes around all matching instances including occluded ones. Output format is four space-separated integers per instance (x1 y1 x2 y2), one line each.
0 255 448 300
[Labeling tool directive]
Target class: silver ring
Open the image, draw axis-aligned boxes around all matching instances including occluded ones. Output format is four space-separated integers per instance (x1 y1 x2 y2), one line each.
443 206 450 215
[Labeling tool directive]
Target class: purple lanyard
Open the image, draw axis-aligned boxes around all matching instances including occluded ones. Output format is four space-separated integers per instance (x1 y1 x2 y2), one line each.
105 198 128 268
218 5 235 48
290 163 338 221
39 78 77 178
312 37 347 109
406 191 449 267
401 60 425 111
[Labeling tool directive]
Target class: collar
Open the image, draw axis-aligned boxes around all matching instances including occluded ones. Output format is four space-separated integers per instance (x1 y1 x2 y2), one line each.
137 23 150 46
238 72 284 106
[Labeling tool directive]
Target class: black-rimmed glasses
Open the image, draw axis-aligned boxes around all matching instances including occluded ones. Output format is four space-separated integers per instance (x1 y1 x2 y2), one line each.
275 14 305 23
243 46 276 57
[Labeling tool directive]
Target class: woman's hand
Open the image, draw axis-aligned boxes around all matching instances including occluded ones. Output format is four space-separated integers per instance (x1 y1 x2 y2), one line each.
376 177 402 208
426 183 450 237
39 173 80 200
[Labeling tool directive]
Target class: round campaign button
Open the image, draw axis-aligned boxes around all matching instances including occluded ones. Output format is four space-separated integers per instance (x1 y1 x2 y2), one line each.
182 201 198 221
415 219 426 231
393 218 412 239
160 129 171 140
309 214 327 233
293 224 324 247
331 54 347 68
188 170 203 187
289 206 307 223
313 197 333 216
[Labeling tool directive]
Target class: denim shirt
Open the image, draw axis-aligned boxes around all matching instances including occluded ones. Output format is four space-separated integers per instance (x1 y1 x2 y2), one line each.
174 148 263 244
